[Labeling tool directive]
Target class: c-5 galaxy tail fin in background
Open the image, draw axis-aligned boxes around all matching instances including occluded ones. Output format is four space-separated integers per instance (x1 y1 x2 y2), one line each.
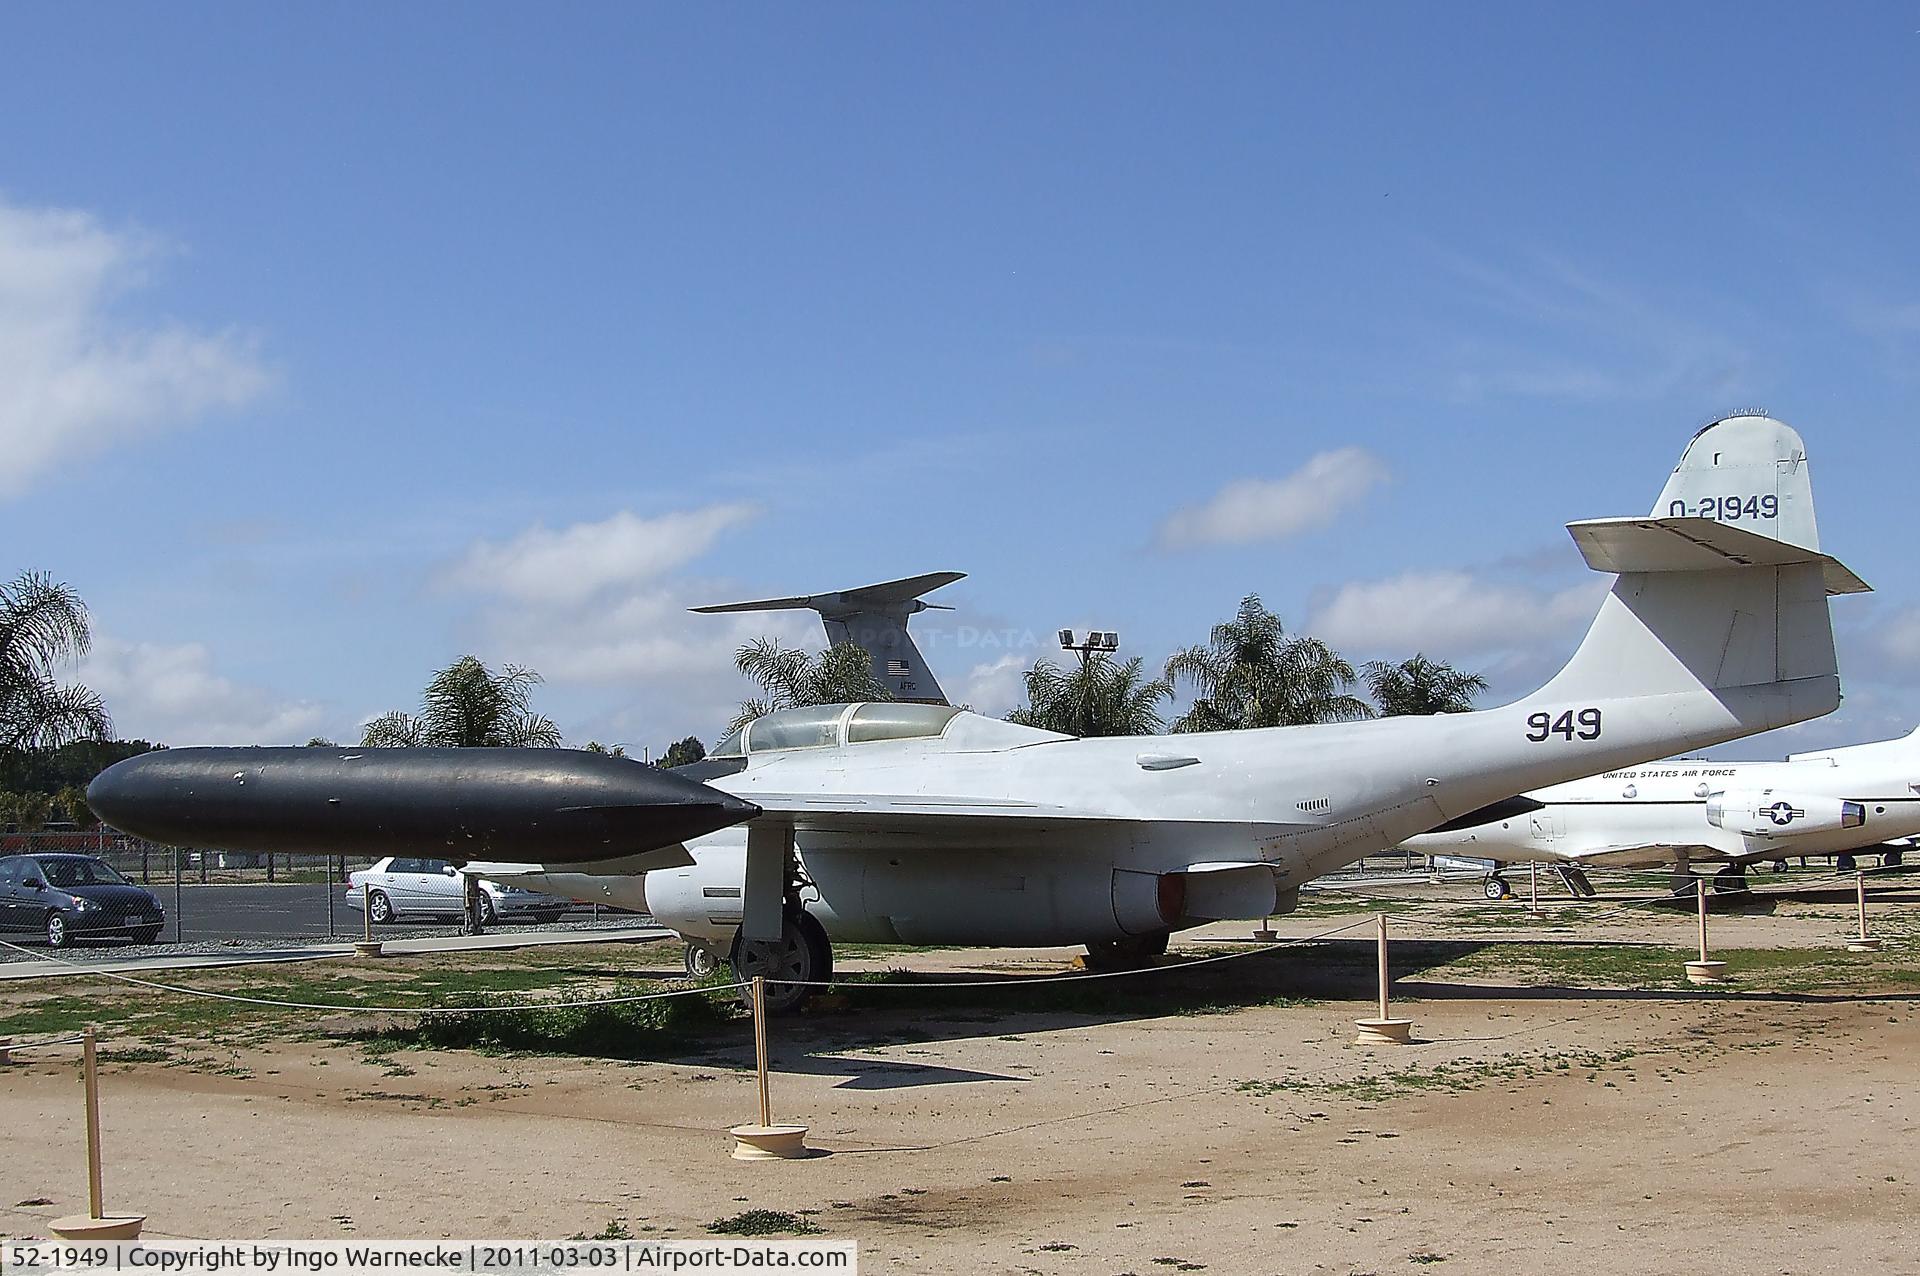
691 571 964 704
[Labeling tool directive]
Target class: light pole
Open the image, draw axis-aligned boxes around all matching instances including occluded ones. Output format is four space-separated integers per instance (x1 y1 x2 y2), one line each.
1057 629 1120 735
1058 628 1120 667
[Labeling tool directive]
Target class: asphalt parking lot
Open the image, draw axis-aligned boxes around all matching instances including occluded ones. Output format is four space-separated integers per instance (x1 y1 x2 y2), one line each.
0 881 629 964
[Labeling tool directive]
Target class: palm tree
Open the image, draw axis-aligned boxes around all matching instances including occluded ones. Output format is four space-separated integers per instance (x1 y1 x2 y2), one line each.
361 656 562 747
1007 653 1171 737
729 639 892 731
1 571 111 754
1164 594 1372 732
1364 654 1489 717
660 735 706 767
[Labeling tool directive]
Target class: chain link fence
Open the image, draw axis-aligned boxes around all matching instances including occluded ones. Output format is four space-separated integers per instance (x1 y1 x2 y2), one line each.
0 830 637 955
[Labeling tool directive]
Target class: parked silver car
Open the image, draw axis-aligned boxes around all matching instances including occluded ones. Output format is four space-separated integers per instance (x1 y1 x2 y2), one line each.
345 856 572 925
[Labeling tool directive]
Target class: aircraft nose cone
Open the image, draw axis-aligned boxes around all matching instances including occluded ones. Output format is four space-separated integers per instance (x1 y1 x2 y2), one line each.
84 753 164 838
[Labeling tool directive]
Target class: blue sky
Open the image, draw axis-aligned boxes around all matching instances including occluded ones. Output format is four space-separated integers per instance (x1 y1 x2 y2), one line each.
1 4 1915 755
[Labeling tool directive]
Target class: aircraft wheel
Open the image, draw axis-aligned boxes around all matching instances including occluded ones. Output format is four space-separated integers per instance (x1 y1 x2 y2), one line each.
1667 872 1698 897
730 909 830 1012
367 890 394 924
684 941 722 979
1084 933 1167 972
1484 876 1513 901
1837 854 1857 873
1886 850 1904 868
1771 860 1790 874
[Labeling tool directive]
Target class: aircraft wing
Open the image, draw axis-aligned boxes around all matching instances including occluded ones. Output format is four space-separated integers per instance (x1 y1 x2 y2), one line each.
743 791 1306 844
1559 841 1727 868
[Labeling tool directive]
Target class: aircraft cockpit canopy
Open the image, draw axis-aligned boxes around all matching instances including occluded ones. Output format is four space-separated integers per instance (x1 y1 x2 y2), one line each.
708 702 964 758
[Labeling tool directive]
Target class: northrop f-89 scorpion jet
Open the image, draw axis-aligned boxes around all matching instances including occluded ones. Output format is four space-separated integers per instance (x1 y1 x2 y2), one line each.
89 415 1865 1008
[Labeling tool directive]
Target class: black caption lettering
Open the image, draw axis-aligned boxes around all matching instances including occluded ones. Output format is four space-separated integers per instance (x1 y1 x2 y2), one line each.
1527 708 1602 742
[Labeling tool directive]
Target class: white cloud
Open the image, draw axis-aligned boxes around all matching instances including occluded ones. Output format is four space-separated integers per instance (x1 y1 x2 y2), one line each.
0 198 273 498
1868 608 1920 671
444 504 759 605
439 504 817 741
1158 447 1388 549
958 652 1029 717
79 635 327 746
1308 569 1602 661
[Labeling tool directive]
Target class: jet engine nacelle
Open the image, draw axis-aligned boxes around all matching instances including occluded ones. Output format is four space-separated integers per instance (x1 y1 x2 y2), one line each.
1705 789 1866 838
644 842 1289 947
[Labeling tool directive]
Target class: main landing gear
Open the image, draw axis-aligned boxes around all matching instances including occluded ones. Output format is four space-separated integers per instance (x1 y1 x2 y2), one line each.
1667 866 1751 896
729 908 832 1012
1084 930 1171 972
1484 875 1514 901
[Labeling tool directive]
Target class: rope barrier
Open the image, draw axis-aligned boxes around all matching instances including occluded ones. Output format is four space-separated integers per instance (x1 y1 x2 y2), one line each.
2 1032 89 1051
764 916 1380 988
1307 859 1903 925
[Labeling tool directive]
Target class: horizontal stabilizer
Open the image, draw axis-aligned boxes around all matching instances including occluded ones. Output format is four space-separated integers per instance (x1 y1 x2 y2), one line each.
1567 517 1870 596
690 571 965 616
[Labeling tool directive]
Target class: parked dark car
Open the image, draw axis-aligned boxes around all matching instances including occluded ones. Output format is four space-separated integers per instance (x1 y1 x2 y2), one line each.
0 853 166 947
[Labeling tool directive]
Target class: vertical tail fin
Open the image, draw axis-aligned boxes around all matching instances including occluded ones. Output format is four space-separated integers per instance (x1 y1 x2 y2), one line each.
691 572 964 704
1536 413 1866 735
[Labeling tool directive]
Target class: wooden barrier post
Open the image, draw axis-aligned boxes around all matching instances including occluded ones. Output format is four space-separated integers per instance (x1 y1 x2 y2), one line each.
84 1028 103 1218
1354 913 1414 1044
354 875 382 958
1685 878 1727 983
728 975 810 1159
1528 861 1540 915
1253 914 1278 942
1848 872 1883 952
50 1028 145 1240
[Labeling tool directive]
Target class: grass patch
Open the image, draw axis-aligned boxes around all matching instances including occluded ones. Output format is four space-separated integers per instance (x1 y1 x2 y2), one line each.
1237 1047 1645 1104
360 982 740 1059
706 1210 821 1237
101 1045 171 1064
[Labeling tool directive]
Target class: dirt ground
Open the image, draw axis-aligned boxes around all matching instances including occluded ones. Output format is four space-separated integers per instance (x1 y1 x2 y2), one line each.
2 891 1917 1275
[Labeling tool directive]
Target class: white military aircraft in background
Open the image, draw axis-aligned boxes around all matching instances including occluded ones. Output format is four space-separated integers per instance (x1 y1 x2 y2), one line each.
487 414 1864 1006
1408 725 1918 899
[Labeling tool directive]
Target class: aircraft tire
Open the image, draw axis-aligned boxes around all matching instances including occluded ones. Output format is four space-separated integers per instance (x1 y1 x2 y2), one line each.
1771 860 1790 874
729 909 830 1013
684 941 721 979
1837 854 1857 873
1484 876 1513 901
1886 850 1904 869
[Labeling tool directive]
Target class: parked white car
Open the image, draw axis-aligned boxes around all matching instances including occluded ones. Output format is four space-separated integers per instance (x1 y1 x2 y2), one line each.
345 856 572 925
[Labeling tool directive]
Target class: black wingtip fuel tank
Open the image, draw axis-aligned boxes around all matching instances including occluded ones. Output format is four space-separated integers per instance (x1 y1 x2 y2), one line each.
86 747 760 863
